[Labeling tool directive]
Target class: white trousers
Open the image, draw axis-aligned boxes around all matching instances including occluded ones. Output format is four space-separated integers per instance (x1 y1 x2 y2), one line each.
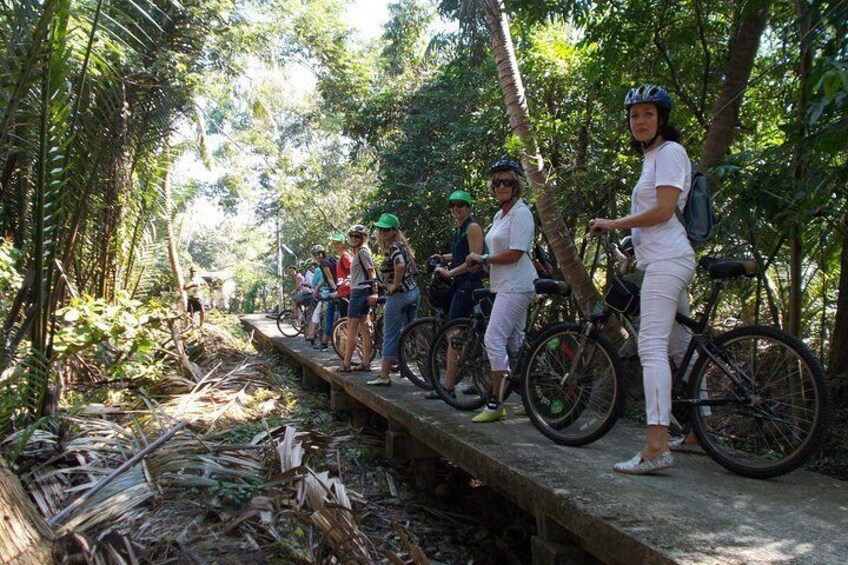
484 292 534 372
311 300 325 324
639 255 695 426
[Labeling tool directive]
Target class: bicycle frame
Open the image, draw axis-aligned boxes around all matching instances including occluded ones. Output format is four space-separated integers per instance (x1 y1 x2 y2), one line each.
592 235 763 413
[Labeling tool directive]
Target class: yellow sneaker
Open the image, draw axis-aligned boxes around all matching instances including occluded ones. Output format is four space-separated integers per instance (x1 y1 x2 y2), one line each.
472 405 506 423
366 377 391 386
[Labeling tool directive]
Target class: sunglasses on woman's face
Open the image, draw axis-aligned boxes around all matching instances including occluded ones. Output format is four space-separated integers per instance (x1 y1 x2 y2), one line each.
349 234 363 239
492 178 517 188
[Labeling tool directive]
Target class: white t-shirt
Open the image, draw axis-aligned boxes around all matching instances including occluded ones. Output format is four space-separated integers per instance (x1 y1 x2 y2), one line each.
630 141 695 266
485 199 536 293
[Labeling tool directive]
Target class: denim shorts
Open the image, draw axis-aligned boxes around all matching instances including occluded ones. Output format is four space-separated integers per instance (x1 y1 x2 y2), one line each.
348 288 371 319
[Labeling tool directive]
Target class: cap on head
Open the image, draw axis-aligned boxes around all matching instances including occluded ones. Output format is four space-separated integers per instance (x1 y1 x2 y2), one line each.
330 233 345 243
373 213 400 230
448 190 473 206
624 84 671 111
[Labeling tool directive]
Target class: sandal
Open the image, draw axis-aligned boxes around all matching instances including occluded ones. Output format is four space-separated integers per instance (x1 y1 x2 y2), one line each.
352 363 372 372
335 364 353 373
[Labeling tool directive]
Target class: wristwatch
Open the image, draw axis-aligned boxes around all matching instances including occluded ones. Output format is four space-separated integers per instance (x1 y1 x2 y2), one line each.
481 254 489 267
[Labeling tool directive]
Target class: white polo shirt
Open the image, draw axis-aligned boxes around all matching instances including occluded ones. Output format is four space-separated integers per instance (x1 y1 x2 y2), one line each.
631 141 694 266
485 199 536 293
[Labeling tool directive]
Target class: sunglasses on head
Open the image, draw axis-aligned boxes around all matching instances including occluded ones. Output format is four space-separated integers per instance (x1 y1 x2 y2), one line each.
492 178 518 188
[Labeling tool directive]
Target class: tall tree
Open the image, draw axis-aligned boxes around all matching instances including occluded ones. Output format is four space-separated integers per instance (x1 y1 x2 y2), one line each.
700 0 772 167
479 0 600 315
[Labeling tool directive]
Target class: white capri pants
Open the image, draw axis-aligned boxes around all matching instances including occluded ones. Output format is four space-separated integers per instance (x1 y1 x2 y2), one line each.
484 291 534 372
638 255 696 426
310 300 325 325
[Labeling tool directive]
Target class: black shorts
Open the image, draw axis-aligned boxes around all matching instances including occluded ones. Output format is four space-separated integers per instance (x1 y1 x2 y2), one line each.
187 297 204 313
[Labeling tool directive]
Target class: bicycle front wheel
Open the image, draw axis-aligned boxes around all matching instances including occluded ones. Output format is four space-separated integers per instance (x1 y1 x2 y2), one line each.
429 318 491 411
276 310 302 337
398 317 438 390
689 325 830 478
522 323 626 447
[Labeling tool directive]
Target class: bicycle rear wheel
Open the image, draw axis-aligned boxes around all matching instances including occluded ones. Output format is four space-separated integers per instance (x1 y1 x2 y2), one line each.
276 310 302 337
429 318 490 411
332 317 378 363
521 323 626 447
688 325 830 478
398 317 438 390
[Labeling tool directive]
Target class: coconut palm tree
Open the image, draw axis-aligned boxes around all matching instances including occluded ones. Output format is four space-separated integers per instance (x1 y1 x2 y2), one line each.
476 0 600 315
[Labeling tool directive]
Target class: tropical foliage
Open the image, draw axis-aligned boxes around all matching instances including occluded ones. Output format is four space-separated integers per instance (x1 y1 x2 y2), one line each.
1 0 846 444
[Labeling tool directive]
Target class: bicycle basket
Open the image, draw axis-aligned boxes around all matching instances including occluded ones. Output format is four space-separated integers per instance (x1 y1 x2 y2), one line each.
604 275 640 316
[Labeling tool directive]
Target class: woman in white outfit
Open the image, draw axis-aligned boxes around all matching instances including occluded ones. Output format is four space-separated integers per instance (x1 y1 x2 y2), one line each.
589 84 695 475
466 157 537 423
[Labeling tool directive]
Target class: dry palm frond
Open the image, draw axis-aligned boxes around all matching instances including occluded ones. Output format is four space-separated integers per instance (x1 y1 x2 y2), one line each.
276 425 381 563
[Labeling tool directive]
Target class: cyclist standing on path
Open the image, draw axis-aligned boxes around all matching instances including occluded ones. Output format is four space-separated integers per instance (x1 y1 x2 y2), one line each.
184 266 207 327
311 244 337 351
305 246 327 345
425 190 485 400
315 233 352 351
589 84 696 475
337 224 377 373
367 213 421 386
466 157 537 423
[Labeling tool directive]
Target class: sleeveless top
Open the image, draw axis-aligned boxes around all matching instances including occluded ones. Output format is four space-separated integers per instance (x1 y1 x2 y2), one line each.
450 217 484 289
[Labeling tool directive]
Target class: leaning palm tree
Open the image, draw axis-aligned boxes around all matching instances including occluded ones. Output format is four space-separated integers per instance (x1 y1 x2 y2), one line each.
475 0 599 315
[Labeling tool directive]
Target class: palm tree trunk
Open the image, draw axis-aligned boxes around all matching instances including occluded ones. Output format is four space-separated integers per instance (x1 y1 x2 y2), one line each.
480 0 599 315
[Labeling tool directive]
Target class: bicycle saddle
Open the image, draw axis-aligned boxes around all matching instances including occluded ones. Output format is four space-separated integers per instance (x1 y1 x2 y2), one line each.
699 256 757 280
471 288 495 302
534 278 570 296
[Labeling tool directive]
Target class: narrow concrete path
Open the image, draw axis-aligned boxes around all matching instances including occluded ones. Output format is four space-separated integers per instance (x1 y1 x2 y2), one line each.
243 314 847 565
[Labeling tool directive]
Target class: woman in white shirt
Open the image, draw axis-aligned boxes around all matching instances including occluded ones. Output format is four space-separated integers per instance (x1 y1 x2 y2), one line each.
466 157 537 423
589 84 695 475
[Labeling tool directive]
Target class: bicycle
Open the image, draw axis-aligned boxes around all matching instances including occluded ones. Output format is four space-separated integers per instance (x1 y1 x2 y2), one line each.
331 283 385 364
276 296 316 337
427 278 571 411
521 234 830 478
396 264 454 390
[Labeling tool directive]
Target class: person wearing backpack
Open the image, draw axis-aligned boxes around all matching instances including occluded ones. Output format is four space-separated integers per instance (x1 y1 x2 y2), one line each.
589 84 696 475
336 224 377 373
313 239 342 351
367 213 420 386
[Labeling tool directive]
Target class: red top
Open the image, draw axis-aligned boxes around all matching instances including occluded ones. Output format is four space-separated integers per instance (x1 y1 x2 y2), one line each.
336 252 352 297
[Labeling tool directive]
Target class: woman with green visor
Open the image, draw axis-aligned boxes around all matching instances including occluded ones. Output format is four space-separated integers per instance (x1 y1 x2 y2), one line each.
425 190 485 399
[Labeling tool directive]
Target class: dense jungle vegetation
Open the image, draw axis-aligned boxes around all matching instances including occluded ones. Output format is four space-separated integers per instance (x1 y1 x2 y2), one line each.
0 0 846 560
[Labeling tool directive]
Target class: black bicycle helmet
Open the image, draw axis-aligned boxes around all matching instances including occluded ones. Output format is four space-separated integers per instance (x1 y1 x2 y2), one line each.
488 156 524 176
310 244 325 254
624 84 671 111
425 255 446 274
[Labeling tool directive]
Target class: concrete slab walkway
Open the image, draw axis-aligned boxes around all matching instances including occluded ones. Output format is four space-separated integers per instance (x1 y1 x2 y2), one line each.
242 314 848 565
